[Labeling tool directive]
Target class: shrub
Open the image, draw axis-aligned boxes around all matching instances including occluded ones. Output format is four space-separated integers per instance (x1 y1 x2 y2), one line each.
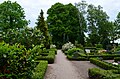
37 50 55 64
49 48 57 54
114 57 120 62
89 68 120 79
114 46 120 52
67 55 87 61
95 44 103 48
32 61 48 79
30 44 43 57
46 50 55 63
75 41 84 49
3 28 44 50
62 42 76 52
0 42 36 79
83 54 120 60
50 44 56 49
102 54 120 60
67 48 84 56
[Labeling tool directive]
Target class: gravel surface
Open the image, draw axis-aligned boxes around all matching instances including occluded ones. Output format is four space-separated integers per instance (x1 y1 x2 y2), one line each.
44 50 99 79
71 61 99 79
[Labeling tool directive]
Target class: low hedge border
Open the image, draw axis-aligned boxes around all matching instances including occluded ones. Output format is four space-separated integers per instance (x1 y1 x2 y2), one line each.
66 53 120 60
114 57 120 62
67 55 88 61
32 60 48 79
85 54 120 60
37 50 55 64
88 68 120 79
40 53 48 56
89 58 118 70
49 48 57 54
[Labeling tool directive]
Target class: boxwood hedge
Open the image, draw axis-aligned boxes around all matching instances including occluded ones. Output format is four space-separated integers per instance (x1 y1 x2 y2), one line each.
89 68 120 79
89 58 118 70
37 50 55 64
32 61 48 79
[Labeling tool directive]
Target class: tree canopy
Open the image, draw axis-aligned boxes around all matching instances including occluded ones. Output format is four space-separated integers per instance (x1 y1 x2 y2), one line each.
47 2 87 48
36 10 51 48
0 0 28 33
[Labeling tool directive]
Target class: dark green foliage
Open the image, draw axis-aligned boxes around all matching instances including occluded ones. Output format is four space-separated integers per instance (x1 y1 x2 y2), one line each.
114 57 120 62
47 3 86 48
67 48 84 56
0 42 36 79
67 55 87 61
113 12 120 41
95 44 103 48
112 70 120 74
2 27 44 49
0 1 46 49
32 61 48 79
0 0 28 33
37 50 55 64
87 34 100 46
49 48 57 54
87 4 112 46
89 58 118 70
29 44 44 58
66 48 86 60
102 38 110 49
36 10 51 48
89 68 120 79
46 51 56 63
114 45 120 53
66 49 120 60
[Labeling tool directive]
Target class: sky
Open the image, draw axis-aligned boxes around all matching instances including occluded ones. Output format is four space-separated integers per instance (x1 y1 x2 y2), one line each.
0 0 120 27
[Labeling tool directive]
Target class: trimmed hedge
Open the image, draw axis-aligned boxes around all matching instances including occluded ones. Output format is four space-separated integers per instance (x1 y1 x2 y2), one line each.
49 48 57 54
67 55 87 61
80 54 120 60
114 57 120 62
67 48 84 56
40 53 48 56
89 68 120 79
67 52 120 60
90 58 118 70
37 50 55 64
46 50 56 63
32 61 48 79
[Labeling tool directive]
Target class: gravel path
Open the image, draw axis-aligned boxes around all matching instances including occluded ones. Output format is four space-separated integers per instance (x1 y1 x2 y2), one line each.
71 61 99 79
44 50 99 79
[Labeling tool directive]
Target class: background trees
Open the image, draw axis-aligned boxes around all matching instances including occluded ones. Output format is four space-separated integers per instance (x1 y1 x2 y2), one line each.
0 1 45 49
1 0 120 49
36 10 51 48
47 2 87 48
87 4 110 46
75 1 87 46
47 1 120 48
0 1 28 33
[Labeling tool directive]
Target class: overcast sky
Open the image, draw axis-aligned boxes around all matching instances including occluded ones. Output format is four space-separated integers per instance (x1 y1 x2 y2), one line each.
0 0 120 27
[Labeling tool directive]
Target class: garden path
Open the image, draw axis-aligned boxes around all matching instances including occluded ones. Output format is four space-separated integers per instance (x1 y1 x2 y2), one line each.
44 50 99 79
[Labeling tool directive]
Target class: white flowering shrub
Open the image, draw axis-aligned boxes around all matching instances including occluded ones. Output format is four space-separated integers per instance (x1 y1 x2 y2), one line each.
62 42 76 52
50 44 56 49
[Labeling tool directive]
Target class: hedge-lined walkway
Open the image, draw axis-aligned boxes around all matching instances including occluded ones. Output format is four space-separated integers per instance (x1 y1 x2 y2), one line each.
44 50 99 79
